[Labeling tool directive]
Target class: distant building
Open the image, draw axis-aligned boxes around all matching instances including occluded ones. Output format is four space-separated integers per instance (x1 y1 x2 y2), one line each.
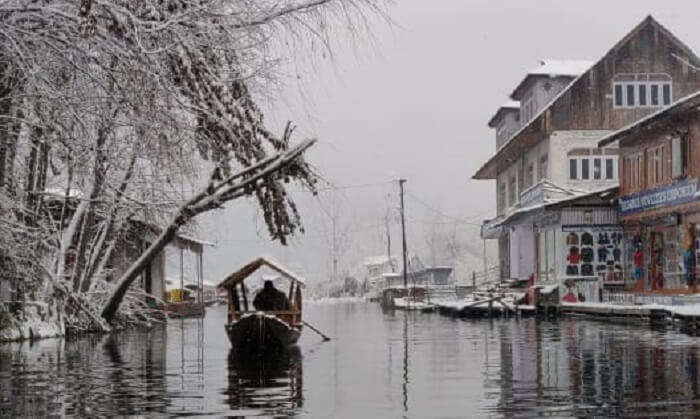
474 16 700 303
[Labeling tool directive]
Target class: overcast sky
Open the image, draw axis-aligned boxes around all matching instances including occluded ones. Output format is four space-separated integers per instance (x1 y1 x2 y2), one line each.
193 1 700 285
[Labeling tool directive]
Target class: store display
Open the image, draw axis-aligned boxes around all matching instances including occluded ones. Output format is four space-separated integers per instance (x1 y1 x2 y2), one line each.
564 227 624 281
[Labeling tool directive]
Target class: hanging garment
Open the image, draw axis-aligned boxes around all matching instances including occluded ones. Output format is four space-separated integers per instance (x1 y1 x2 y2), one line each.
566 265 579 276
581 264 594 276
567 247 580 264
582 232 594 246
634 250 644 267
567 233 580 245
598 247 609 262
613 248 621 262
581 247 594 263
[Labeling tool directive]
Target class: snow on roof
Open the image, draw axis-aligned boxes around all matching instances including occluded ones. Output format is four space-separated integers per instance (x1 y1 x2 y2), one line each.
527 59 593 77
487 100 521 127
218 255 306 289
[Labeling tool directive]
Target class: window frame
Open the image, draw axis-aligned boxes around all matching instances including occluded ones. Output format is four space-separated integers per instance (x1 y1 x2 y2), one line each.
612 74 672 109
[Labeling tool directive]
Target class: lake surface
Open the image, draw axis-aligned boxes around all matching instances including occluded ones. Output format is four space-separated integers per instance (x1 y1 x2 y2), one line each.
3 300 700 417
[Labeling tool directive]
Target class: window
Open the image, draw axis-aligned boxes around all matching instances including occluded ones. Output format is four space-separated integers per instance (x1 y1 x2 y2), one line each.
569 159 577 180
626 85 635 107
614 85 623 107
508 175 516 207
593 158 601 180
497 181 506 214
521 92 535 123
525 163 534 188
581 159 589 180
613 74 672 108
538 154 548 181
672 136 687 179
568 149 618 181
605 158 614 180
638 84 647 106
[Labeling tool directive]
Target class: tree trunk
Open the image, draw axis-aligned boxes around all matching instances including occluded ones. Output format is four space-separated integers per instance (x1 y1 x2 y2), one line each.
101 138 316 323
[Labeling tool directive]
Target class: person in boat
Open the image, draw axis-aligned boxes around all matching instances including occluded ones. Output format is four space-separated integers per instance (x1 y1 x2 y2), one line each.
253 280 291 311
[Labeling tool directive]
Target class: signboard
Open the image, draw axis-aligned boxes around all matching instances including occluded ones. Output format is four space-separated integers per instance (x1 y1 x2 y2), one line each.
619 178 698 215
520 184 544 208
561 224 621 232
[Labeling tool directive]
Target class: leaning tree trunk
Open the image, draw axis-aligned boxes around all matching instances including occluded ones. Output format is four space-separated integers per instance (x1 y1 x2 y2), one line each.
101 138 316 323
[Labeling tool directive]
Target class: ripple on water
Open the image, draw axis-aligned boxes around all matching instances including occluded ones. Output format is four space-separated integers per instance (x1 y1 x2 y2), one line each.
3 303 700 416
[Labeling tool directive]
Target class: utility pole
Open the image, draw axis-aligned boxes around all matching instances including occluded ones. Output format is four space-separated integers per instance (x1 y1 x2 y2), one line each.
399 179 408 289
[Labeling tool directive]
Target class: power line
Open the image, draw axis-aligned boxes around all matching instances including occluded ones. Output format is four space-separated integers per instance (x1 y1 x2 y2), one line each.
404 191 484 226
316 180 395 192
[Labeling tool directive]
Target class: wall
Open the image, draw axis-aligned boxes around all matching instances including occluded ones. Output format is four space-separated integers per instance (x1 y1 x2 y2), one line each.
550 20 700 132
509 225 534 280
548 130 617 191
496 111 521 150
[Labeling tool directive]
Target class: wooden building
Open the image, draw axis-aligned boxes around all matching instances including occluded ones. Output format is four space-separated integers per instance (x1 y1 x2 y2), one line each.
476 16 700 303
598 91 700 301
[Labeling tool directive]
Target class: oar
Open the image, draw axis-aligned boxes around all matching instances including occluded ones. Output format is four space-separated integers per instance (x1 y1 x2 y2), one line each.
302 320 331 341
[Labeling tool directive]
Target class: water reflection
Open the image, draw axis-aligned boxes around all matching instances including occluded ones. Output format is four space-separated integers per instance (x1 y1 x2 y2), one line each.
4 304 700 416
493 319 700 417
224 347 303 416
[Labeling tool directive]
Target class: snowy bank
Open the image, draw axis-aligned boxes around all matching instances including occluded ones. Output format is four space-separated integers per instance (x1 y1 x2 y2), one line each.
0 302 65 342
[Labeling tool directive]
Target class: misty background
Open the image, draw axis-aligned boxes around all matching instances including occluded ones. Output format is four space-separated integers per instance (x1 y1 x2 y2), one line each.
194 1 700 287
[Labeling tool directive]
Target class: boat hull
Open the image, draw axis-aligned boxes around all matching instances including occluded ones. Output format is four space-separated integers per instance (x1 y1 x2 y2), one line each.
226 313 301 353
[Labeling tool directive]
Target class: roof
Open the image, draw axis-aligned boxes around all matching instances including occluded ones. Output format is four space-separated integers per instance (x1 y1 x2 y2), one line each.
487 101 521 127
489 185 619 228
510 59 593 100
597 90 700 147
474 15 700 180
217 256 306 289
543 185 619 209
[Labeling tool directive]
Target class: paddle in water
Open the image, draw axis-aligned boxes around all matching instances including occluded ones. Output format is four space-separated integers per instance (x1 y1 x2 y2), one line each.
303 320 331 341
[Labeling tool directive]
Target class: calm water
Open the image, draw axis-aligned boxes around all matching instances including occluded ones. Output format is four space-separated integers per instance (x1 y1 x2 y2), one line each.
3 301 700 417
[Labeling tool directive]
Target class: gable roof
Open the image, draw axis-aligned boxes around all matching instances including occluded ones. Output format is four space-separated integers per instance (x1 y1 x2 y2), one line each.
487 101 520 127
510 59 593 100
473 15 700 180
217 256 306 289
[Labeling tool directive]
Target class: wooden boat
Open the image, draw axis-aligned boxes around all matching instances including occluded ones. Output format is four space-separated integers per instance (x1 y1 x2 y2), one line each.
217 256 305 353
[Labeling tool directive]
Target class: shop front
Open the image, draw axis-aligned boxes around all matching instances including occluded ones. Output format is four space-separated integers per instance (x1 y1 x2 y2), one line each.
606 179 700 304
529 189 622 306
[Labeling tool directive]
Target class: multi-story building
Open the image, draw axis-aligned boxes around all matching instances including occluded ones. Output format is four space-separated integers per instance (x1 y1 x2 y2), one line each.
475 16 700 302
598 91 700 301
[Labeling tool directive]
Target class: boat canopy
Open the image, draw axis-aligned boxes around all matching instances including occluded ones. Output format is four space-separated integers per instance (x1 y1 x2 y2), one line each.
217 256 306 290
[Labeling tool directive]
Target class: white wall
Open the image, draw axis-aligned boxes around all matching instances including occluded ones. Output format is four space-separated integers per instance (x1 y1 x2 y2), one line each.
548 130 616 191
509 225 534 280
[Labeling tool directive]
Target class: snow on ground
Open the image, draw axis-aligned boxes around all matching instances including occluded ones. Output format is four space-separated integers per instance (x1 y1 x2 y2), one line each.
0 303 64 342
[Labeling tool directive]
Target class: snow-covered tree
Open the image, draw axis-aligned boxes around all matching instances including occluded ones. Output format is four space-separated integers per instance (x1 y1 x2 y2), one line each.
0 0 390 336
